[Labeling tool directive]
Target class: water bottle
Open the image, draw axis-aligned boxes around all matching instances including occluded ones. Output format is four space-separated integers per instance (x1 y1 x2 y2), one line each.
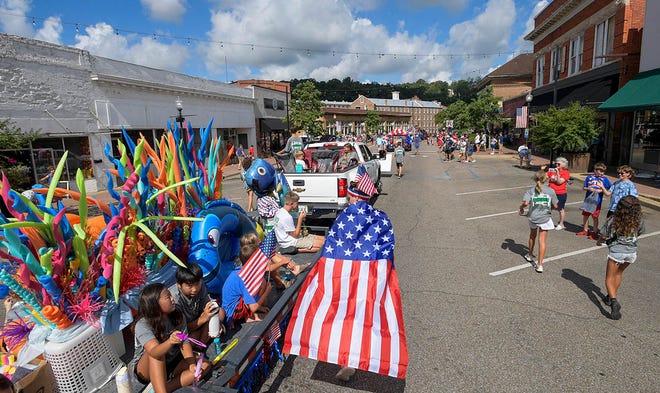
115 366 134 393
208 301 221 338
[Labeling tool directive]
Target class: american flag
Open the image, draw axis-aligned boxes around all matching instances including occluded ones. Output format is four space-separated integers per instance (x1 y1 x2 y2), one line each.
238 230 277 297
354 165 378 197
516 106 528 128
283 201 408 379
267 321 282 345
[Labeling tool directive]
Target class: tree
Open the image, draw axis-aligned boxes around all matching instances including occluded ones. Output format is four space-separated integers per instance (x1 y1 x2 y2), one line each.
531 102 599 153
435 100 468 131
0 119 40 191
364 110 382 134
288 81 324 137
466 87 502 131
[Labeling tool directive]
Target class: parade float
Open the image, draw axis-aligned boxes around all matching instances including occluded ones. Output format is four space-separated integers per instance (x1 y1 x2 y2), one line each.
0 119 299 392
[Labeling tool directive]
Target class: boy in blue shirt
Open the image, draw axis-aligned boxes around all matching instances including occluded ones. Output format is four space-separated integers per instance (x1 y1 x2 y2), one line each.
577 162 612 239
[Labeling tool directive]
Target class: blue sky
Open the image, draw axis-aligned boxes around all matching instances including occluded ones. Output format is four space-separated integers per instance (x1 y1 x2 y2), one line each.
0 0 549 83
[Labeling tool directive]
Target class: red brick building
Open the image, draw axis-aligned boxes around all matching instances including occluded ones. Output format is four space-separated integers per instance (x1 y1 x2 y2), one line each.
524 0 646 165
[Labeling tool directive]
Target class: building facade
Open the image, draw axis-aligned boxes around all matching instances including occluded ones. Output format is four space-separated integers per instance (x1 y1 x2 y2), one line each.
234 80 290 156
0 33 257 192
322 91 442 136
524 0 646 165
477 53 535 111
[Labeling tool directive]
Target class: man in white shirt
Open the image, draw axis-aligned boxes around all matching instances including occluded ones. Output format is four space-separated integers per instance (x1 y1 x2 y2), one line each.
274 192 325 253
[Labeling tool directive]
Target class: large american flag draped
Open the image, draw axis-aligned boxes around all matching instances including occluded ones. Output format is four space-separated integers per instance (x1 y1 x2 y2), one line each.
515 106 528 128
238 230 277 297
283 201 408 379
354 165 378 197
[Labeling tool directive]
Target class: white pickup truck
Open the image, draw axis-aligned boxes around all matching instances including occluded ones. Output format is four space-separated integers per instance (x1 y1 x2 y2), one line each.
275 141 381 219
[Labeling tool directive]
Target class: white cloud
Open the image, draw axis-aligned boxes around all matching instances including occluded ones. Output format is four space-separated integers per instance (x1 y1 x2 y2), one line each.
0 0 34 36
447 0 517 78
201 0 462 83
73 22 189 72
409 0 471 12
140 0 187 23
513 0 549 53
34 16 62 44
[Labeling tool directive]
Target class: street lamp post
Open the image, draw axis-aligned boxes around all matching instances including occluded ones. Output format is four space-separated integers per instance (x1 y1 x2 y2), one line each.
175 96 185 129
525 92 533 148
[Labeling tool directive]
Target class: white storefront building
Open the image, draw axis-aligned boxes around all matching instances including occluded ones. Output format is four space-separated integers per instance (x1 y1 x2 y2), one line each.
0 33 257 192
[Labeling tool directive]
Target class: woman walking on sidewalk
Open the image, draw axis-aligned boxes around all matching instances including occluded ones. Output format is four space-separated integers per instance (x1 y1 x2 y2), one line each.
596 196 644 320
519 171 558 273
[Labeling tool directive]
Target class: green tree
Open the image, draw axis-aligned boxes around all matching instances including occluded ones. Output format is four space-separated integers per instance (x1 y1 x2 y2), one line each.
0 119 40 191
289 81 324 137
531 102 599 153
466 87 502 131
364 110 382 134
435 100 469 130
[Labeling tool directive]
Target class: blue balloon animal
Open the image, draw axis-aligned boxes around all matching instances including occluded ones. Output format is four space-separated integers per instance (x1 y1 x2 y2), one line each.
188 200 256 295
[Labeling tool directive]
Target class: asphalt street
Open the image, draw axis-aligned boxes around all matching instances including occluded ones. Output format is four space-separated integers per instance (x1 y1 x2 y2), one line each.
217 146 660 393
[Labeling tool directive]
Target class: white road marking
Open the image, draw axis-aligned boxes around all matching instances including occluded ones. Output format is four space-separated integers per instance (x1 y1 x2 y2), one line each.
465 201 582 221
456 185 530 195
489 230 660 276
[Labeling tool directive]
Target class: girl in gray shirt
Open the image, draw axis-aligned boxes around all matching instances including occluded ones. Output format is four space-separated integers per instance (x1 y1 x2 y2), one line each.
519 171 558 273
596 196 644 320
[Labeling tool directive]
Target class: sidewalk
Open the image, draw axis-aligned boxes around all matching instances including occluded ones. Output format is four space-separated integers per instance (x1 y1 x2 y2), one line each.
491 146 660 212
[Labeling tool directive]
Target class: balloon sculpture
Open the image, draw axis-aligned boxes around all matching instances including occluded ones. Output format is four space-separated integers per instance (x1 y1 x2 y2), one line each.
0 117 257 347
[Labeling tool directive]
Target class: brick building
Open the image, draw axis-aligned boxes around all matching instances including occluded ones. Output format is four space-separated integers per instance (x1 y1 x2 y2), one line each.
524 0 646 165
477 53 535 112
322 91 442 136
600 0 660 172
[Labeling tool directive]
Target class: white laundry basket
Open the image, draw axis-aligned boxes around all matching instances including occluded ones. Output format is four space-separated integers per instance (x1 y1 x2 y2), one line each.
44 323 123 393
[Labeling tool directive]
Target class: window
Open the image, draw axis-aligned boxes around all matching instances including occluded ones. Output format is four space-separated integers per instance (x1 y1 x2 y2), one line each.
535 56 545 87
569 34 583 75
593 16 615 67
550 47 562 82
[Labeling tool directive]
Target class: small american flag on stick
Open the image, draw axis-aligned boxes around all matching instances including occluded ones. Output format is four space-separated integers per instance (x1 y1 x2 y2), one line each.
238 230 277 297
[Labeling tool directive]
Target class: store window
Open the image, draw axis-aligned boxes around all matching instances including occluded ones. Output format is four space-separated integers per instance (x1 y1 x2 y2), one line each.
631 110 660 170
32 136 93 183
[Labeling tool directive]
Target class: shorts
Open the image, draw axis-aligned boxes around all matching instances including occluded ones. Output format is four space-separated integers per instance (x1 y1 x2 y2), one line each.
134 352 183 384
582 206 601 218
529 218 554 231
608 251 637 264
296 234 316 249
396 162 403 168
556 193 567 210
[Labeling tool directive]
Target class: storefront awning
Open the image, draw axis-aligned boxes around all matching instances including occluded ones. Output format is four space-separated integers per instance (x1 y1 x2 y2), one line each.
599 68 660 112
261 118 288 131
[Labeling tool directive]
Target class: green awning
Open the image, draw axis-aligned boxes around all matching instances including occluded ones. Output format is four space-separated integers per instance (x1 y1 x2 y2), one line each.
599 67 660 112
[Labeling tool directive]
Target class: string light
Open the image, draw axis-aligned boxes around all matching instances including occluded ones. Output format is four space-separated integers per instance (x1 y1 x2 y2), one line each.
1 10 528 61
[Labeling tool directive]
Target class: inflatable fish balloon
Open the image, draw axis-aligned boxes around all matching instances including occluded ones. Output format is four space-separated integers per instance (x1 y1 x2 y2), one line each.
244 159 277 197
188 200 256 294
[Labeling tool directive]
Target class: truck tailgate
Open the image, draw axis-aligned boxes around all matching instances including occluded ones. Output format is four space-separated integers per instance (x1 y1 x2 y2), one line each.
285 172 346 205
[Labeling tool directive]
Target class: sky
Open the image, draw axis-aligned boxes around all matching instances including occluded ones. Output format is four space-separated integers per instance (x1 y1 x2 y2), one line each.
0 0 550 84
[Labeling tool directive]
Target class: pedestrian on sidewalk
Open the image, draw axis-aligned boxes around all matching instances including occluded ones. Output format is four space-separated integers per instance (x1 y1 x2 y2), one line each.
596 196 644 320
519 170 558 273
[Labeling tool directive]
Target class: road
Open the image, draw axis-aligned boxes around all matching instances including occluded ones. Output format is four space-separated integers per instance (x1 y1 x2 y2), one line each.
221 146 660 393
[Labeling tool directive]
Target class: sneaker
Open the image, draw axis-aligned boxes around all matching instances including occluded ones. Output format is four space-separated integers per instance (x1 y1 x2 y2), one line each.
610 299 621 320
602 295 612 306
555 224 565 230
535 264 543 273
523 254 537 264
576 230 589 236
